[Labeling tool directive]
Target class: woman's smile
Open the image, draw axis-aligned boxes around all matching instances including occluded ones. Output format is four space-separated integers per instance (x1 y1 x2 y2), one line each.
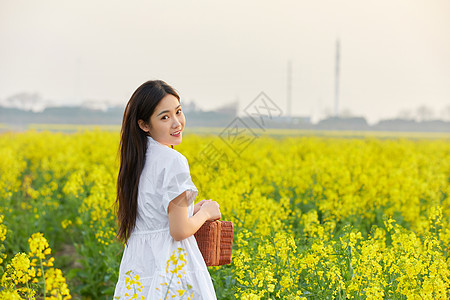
170 130 182 137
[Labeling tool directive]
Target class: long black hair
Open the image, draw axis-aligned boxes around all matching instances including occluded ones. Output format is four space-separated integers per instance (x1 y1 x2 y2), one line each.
116 80 180 244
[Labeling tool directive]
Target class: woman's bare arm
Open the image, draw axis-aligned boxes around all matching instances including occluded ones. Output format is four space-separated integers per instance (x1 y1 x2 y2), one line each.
168 191 210 241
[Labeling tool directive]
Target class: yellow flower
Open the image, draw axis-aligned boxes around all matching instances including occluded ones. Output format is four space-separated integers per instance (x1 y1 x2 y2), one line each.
28 232 50 260
9 252 33 284
0 289 23 300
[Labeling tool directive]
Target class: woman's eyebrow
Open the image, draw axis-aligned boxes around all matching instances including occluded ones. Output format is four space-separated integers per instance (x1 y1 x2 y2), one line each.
156 104 182 117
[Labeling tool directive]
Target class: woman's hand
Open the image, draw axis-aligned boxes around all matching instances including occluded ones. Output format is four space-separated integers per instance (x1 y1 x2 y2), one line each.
193 199 212 215
199 200 221 221
169 194 214 241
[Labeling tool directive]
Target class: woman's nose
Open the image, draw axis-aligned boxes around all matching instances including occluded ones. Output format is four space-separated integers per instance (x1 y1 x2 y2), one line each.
173 119 181 128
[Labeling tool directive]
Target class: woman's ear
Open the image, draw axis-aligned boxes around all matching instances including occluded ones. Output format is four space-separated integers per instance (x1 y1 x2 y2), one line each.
137 119 150 133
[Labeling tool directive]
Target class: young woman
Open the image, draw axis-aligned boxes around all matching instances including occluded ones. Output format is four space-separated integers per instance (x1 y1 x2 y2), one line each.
113 80 221 299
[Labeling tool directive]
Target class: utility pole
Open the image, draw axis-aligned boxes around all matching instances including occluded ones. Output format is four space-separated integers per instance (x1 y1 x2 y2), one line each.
75 57 81 103
287 60 292 122
334 39 340 118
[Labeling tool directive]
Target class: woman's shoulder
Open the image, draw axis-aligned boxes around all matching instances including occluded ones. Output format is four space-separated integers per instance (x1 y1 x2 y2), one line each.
147 139 188 169
148 143 186 164
147 136 177 154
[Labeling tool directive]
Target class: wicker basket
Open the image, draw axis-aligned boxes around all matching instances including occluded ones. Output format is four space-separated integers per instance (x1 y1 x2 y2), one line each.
194 220 234 266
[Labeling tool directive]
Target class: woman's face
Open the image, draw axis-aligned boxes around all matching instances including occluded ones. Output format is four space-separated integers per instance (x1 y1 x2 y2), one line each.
141 94 185 147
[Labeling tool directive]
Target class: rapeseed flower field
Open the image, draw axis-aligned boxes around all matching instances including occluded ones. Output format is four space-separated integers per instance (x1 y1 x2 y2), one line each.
0 129 449 299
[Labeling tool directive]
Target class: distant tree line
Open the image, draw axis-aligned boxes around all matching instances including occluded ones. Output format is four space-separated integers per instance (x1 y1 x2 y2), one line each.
0 105 449 132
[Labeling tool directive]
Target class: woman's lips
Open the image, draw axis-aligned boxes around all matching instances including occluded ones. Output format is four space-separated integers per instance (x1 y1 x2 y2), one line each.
171 130 181 136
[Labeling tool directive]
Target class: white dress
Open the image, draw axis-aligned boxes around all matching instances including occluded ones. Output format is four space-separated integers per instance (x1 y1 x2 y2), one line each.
113 136 217 300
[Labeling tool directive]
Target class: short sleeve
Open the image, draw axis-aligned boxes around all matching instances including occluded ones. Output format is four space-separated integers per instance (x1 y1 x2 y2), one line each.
157 154 198 215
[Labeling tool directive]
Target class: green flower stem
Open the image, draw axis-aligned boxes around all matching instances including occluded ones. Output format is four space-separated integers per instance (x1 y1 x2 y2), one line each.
39 257 46 299
25 280 32 300
164 269 175 298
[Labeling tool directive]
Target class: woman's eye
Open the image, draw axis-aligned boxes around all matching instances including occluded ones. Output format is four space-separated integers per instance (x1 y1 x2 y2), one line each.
161 109 181 120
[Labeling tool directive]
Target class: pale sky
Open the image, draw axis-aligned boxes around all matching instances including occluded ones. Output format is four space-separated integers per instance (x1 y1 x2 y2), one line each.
1 0 449 124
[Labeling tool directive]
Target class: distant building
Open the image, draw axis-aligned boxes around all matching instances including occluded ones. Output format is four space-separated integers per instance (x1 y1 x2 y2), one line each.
81 100 110 111
316 116 370 130
270 115 311 125
212 101 238 116
183 101 200 113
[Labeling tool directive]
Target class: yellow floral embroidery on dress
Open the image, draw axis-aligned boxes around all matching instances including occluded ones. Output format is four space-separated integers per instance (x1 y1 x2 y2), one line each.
156 247 193 300
120 270 145 300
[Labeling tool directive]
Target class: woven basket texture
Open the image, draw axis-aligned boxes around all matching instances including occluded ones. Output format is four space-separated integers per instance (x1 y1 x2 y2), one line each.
194 220 233 266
